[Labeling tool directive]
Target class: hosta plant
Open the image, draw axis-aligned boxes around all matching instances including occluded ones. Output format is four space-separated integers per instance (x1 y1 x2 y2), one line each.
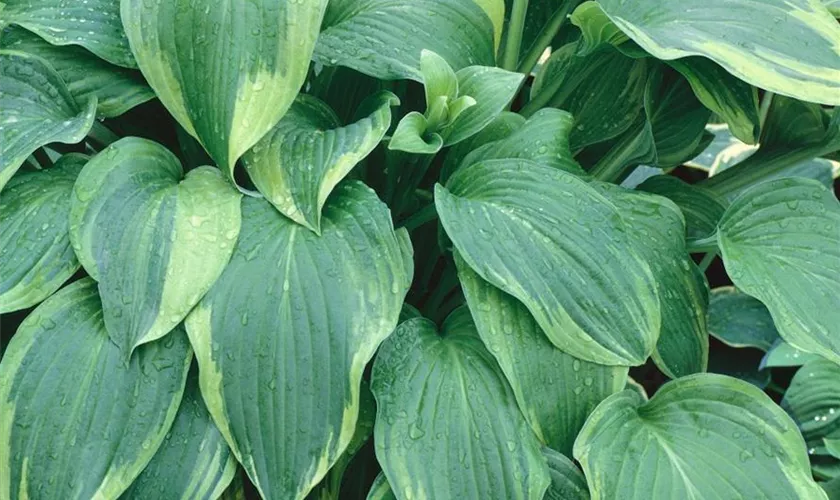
2 0 840 498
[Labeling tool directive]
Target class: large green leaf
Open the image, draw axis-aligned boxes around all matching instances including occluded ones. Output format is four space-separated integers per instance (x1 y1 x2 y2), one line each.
717 178 840 364
314 0 495 81
708 286 780 351
122 369 237 500
574 374 827 499
69 137 241 358
530 43 648 150
542 448 590 500
121 0 327 178
460 108 587 176
597 184 708 378
243 91 397 233
782 359 840 456
0 154 84 313
185 183 412 499
371 310 550 500
637 175 727 241
436 159 660 366
1 27 153 118
0 0 135 68
458 256 627 455
596 0 840 105
0 50 96 193
0 278 192 500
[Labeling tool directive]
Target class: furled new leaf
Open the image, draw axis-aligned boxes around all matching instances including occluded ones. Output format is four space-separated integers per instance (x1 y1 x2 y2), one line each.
574 374 827 499
185 183 412 499
121 369 237 500
1 27 153 118
543 448 590 500
0 154 84 313
121 0 327 178
315 0 495 81
782 359 840 456
69 137 241 357
371 311 550 499
458 255 627 455
596 0 840 105
717 178 840 364
0 0 136 67
436 159 660 366
0 278 192 500
243 91 398 233
708 287 780 351
0 50 96 193
597 184 709 378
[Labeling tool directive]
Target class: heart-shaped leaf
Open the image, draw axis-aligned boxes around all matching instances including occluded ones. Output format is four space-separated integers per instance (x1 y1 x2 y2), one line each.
596 0 840 105
0 154 84 313
243 91 397 233
315 0 495 81
185 183 412 499
436 159 660 366
371 310 550 500
69 137 241 357
0 0 136 67
1 27 153 118
0 50 96 193
122 369 237 500
121 0 327 178
574 374 827 499
0 278 192 500
458 255 628 456
717 178 840 364
597 183 709 378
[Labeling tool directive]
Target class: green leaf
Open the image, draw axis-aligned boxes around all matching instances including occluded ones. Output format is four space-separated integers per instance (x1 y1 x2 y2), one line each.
184 183 412 499
542 448 590 500
668 58 760 144
472 0 505 53
315 0 495 81
0 154 84 313
435 159 660 366
597 184 709 378
570 1 628 56
0 0 136 68
717 178 840 365
458 255 628 455
782 359 840 456
122 369 237 500
243 91 397 233
574 374 827 499
440 111 525 181
587 114 657 185
371 310 550 499
366 473 396 500
596 0 840 105
531 44 648 150
0 50 96 193
0 278 192 500
761 340 822 369
637 175 727 241
460 108 587 176
388 112 443 155
708 287 780 351
69 137 241 357
420 50 459 105
1 27 154 118
440 65 524 146
121 0 327 178
686 124 758 173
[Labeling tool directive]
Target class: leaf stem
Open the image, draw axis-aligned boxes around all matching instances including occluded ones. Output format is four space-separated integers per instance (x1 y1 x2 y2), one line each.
516 1 574 75
686 235 718 254
501 0 530 71
697 251 718 273
400 203 438 232
33 148 53 169
758 91 775 130
87 121 120 149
